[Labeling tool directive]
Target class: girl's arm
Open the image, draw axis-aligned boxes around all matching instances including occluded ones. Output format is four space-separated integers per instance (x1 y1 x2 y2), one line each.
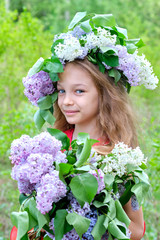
123 199 144 240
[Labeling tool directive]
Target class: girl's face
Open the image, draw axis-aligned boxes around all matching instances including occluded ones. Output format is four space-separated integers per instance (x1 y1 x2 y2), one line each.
57 63 99 128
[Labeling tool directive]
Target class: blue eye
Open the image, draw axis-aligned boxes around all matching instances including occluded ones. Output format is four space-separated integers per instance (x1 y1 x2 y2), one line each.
58 89 65 94
76 90 84 94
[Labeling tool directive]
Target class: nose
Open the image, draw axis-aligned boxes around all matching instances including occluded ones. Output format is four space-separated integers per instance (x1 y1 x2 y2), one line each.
63 93 74 105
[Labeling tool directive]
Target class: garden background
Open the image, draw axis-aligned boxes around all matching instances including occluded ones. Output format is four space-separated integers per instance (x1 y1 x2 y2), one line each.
0 0 160 239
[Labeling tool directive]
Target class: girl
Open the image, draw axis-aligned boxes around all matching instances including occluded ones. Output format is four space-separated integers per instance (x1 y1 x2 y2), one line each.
54 58 145 240
14 12 158 240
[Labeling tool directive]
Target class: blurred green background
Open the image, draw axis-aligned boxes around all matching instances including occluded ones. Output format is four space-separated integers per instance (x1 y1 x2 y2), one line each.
0 0 160 239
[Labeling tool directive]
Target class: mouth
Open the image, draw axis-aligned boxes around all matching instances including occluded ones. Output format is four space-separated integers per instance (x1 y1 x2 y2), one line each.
63 110 79 115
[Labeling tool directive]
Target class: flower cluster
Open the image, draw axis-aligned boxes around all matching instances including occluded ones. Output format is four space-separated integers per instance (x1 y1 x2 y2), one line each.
10 132 67 213
54 35 86 62
23 70 55 106
81 27 117 50
102 142 147 177
52 26 159 90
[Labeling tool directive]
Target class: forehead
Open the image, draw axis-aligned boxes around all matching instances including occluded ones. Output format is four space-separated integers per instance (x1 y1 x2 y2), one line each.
58 63 94 86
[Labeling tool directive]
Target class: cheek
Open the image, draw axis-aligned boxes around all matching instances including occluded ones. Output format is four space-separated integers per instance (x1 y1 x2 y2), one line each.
57 96 62 108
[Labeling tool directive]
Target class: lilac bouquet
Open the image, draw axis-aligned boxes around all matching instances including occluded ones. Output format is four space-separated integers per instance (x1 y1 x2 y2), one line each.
10 129 150 240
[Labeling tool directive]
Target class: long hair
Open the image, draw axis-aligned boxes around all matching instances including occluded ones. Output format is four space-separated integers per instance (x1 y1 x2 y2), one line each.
54 58 138 154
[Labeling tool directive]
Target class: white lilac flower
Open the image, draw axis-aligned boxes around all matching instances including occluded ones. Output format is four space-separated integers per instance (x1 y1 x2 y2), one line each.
36 170 67 214
54 35 84 62
81 27 116 50
102 142 147 177
134 53 159 89
23 70 55 106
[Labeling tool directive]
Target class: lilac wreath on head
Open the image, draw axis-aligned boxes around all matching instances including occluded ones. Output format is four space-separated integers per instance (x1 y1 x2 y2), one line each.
22 12 159 129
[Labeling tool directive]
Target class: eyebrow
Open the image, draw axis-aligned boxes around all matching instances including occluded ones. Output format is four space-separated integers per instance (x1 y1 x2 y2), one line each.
57 83 87 87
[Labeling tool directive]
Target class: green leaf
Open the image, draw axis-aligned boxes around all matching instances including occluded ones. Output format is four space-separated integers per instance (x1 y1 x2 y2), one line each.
11 211 29 240
76 133 97 147
59 163 73 184
108 220 129 239
125 38 145 48
115 27 128 39
126 43 137 54
37 95 53 110
44 61 63 73
100 46 118 55
107 198 116 220
103 216 109 229
101 189 112 203
47 128 70 150
131 182 150 205
54 210 72 240
75 138 92 167
103 55 119 67
91 215 106 240
51 92 58 103
104 173 115 188
68 12 87 29
108 68 121 84
28 57 44 77
23 198 49 232
34 109 45 130
40 109 56 125
134 170 150 185
119 182 133 206
49 72 59 82
93 200 108 208
80 20 91 33
19 193 30 205
92 14 116 27
126 163 141 172
115 200 131 228
69 173 98 205
76 132 89 144
66 212 90 238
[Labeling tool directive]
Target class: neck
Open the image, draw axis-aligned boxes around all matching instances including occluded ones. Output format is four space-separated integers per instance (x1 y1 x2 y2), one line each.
72 122 101 140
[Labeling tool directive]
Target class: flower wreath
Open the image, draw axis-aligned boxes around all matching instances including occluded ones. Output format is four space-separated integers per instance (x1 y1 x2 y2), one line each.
22 12 159 130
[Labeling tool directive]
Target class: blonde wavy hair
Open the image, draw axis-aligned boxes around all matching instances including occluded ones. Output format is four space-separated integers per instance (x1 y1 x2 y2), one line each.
54 58 138 154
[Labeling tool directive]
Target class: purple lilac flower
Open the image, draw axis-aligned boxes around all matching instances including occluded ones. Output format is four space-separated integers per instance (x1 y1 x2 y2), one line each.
23 71 55 106
32 132 67 163
67 192 90 216
71 26 86 39
115 45 141 86
32 132 61 156
47 218 80 240
77 47 88 60
11 164 34 194
89 169 105 194
26 153 55 184
131 194 139 211
10 132 67 195
9 135 32 165
36 170 67 214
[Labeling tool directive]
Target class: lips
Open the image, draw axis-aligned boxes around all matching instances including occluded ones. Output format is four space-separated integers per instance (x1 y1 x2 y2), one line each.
63 110 79 115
